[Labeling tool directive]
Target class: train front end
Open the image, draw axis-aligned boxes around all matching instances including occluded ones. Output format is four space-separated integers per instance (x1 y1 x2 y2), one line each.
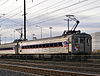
72 33 92 55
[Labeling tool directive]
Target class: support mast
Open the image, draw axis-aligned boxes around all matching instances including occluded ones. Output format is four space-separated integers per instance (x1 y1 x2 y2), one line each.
24 0 26 40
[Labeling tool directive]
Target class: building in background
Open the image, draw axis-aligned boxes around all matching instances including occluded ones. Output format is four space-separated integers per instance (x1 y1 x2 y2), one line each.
91 32 100 53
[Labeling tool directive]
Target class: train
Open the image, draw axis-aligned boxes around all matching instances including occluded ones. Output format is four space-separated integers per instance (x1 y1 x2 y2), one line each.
0 30 92 61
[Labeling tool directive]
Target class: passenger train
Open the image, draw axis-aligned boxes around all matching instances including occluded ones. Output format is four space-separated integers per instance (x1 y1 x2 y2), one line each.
0 30 92 60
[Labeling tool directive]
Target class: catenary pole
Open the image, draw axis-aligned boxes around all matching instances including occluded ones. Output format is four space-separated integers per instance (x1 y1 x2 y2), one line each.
24 0 26 40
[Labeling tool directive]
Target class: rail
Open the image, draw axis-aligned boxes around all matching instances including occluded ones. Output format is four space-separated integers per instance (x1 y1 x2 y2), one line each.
0 63 99 76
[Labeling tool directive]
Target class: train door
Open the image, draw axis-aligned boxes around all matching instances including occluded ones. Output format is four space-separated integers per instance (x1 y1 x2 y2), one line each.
73 37 86 54
85 37 92 54
79 37 91 54
14 43 20 54
79 37 86 54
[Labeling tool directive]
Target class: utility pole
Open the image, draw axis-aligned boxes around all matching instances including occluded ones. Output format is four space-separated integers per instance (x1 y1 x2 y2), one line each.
15 28 23 40
24 0 26 40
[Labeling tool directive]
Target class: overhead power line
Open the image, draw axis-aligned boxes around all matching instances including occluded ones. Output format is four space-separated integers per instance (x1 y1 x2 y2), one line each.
28 0 49 9
30 5 100 26
27 0 71 19
0 0 8 7
0 11 22 23
29 0 88 20
6 6 22 16
28 0 99 21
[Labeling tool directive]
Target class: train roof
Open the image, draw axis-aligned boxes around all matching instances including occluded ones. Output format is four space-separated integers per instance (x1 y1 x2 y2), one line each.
0 31 91 46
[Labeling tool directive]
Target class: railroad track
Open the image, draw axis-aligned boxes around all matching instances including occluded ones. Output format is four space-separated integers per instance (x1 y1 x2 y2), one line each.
0 59 100 69
0 63 99 76
0 59 100 75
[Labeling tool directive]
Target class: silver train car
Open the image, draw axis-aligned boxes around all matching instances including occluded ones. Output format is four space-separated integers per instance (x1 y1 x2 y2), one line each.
0 31 92 60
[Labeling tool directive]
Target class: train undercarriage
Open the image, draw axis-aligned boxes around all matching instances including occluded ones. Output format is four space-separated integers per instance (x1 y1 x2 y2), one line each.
0 53 90 61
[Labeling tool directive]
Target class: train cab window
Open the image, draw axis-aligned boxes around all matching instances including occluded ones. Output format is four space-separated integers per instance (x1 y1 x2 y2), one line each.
87 38 90 45
74 38 78 43
87 39 89 43
80 38 84 43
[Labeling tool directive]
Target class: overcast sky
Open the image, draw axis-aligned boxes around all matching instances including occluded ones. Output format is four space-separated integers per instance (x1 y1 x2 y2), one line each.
0 0 100 43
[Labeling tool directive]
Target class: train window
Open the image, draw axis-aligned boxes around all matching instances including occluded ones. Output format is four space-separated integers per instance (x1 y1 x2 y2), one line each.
23 46 25 49
34 45 36 48
87 39 90 45
45 43 49 47
86 39 88 44
27 45 30 48
58 42 62 46
24 46 27 48
39 44 42 48
54 43 57 47
35 45 38 48
50 43 53 47
80 38 84 43
30 45 33 48
32 45 35 48
42 44 45 48
22 46 24 49
25 46 27 48
3 48 5 50
0 47 13 50
74 38 78 43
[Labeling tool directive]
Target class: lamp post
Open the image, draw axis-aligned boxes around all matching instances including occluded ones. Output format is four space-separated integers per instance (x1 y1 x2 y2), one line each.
14 30 15 40
36 25 42 39
32 34 37 40
49 27 52 38
5 37 6 43
10 34 12 41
